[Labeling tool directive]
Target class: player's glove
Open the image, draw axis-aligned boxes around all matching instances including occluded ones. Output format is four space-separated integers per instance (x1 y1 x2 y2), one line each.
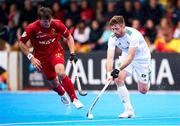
69 53 78 63
111 69 120 79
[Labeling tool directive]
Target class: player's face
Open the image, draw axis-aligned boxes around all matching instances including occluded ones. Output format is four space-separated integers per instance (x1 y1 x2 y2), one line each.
111 24 125 37
40 18 51 28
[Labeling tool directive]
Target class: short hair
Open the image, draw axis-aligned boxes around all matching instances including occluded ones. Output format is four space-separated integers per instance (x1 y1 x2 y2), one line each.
37 7 52 20
109 16 125 26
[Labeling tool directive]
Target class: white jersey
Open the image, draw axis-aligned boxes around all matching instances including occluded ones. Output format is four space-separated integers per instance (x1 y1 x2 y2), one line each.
108 27 151 62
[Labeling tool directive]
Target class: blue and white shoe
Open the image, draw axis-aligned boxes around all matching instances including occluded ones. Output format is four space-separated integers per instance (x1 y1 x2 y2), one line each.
61 94 70 106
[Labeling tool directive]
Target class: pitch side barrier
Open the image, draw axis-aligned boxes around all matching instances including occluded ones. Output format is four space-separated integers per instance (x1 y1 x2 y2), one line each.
21 52 180 90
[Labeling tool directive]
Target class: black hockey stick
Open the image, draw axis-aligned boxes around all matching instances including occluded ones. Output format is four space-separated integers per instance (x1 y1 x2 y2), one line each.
72 62 87 96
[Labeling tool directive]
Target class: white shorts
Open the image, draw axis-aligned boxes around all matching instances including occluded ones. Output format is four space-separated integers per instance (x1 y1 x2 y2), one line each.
116 55 151 84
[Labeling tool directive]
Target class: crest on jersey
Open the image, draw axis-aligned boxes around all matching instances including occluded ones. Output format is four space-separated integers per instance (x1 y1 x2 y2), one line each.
21 31 27 37
51 28 56 35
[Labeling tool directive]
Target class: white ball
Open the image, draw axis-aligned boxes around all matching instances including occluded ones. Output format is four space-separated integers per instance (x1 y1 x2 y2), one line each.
87 113 94 119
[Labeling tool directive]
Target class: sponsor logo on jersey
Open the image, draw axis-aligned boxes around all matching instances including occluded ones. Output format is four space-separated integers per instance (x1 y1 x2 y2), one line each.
118 42 129 49
36 34 47 38
38 38 56 44
36 31 47 38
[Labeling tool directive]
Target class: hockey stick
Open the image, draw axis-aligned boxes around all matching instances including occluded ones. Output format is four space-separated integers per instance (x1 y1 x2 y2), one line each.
72 61 87 96
86 80 112 119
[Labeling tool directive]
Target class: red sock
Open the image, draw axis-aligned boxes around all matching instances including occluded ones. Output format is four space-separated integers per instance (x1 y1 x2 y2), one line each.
61 76 77 102
52 84 65 96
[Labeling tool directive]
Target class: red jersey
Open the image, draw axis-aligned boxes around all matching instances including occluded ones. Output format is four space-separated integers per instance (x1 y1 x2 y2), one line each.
20 19 70 62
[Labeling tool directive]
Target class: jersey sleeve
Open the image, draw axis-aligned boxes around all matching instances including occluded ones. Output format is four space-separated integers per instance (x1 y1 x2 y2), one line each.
19 25 34 43
55 20 70 38
129 33 140 48
108 36 116 50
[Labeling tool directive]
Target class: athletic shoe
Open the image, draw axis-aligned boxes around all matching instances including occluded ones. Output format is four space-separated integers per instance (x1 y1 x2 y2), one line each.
61 94 70 106
118 109 135 118
72 98 84 109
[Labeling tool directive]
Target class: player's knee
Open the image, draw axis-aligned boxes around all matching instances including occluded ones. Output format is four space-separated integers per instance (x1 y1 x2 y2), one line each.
139 89 148 94
114 78 124 85
55 67 66 79
56 68 65 75
55 64 65 74
114 70 126 85
138 82 150 94
138 87 148 94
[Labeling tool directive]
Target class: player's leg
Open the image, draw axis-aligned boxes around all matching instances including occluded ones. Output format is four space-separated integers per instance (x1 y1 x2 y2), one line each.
115 55 134 118
137 81 150 94
51 51 84 109
134 63 151 94
41 63 70 106
54 63 76 101
54 63 84 109
48 77 70 106
115 70 135 118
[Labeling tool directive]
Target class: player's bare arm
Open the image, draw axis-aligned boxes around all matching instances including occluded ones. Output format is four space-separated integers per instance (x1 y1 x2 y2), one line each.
110 47 136 79
119 47 136 70
56 20 78 63
66 34 75 54
106 48 115 72
19 41 42 71
19 41 30 56
65 34 78 63
106 48 115 80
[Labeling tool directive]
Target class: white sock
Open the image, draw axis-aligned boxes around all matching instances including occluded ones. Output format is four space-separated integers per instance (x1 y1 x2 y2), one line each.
117 84 133 111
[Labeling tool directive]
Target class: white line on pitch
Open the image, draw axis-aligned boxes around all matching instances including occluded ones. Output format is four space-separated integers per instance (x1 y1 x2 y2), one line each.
0 116 180 125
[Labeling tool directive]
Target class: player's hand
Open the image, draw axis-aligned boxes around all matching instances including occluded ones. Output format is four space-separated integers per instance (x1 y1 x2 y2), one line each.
69 53 78 63
111 69 120 79
30 57 42 71
106 76 113 83
106 72 113 83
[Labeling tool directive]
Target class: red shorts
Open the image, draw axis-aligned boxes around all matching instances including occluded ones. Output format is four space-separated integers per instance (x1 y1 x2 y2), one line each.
41 50 64 80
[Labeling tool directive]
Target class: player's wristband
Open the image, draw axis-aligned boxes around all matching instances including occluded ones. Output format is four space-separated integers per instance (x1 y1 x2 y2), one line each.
27 53 34 60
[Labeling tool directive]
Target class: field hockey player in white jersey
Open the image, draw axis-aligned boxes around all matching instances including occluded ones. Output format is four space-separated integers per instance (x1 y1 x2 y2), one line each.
106 16 151 118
